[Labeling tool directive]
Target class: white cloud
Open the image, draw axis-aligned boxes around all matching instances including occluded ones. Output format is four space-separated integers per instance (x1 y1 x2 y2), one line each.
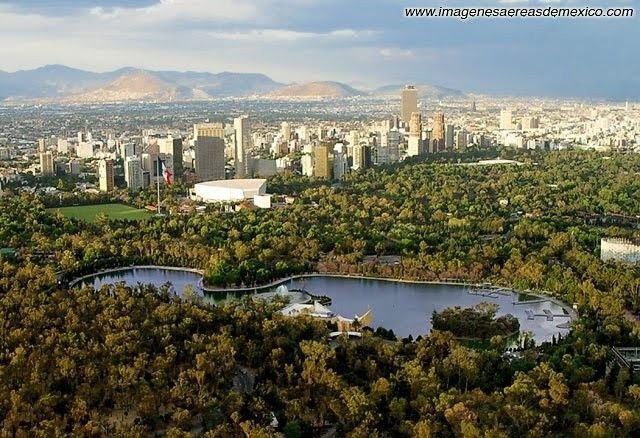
207 28 377 42
89 0 259 24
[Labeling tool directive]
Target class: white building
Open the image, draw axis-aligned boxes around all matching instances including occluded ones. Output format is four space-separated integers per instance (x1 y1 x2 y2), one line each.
193 179 267 203
77 142 94 159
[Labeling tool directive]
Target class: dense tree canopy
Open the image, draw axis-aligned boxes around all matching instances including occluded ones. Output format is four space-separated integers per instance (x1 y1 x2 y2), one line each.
1 149 640 435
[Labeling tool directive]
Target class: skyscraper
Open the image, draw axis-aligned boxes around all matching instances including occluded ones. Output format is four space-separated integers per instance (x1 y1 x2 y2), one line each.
234 116 251 178
38 139 46 154
98 159 114 192
314 143 332 179
124 156 143 192
407 112 422 157
281 122 291 142
353 143 371 170
401 86 418 122
194 123 225 181
333 144 348 180
39 151 54 175
445 124 455 151
500 109 513 130
158 136 184 179
432 112 445 152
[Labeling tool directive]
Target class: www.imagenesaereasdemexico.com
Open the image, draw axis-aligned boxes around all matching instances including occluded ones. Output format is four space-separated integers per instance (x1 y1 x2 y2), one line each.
404 6 635 20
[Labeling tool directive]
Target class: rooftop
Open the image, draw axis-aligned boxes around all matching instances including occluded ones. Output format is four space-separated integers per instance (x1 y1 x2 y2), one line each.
195 179 267 190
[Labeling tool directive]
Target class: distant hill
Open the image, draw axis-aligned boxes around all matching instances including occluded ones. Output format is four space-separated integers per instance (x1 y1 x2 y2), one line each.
61 70 209 103
0 65 285 102
267 81 366 98
373 84 464 99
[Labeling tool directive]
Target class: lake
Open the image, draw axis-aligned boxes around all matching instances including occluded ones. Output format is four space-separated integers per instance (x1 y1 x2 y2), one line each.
80 267 571 343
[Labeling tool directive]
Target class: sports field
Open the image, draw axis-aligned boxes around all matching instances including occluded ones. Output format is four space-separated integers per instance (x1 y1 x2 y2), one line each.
49 203 151 222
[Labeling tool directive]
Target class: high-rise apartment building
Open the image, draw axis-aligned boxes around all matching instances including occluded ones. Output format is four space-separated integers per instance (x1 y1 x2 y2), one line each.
234 116 251 178
401 85 418 122
314 143 332 179
98 159 114 192
194 123 225 181
39 151 54 175
432 112 445 152
124 156 143 192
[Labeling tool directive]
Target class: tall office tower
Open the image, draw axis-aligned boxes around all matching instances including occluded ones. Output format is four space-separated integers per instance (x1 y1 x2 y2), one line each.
120 142 136 159
194 123 225 181
521 116 540 130
500 109 513 130
388 129 400 162
432 112 445 152
456 130 468 150
124 156 143 192
98 159 114 192
445 124 455 151
377 131 389 164
317 126 328 141
347 130 359 157
158 136 184 179
234 116 251 178
401 85 419 122
407 112 423 157
353 143 371 170
471 100 477 112
193 122 225 141
313 143 332 179
39 151 54 175
77 131 85 144
333 145 348 180
38 139 47 153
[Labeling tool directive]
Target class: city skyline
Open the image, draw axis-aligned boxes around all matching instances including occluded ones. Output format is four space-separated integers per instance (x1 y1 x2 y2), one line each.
0 0 638 99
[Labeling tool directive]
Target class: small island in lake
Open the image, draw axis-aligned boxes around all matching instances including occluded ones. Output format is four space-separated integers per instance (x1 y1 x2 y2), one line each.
432 302 520 339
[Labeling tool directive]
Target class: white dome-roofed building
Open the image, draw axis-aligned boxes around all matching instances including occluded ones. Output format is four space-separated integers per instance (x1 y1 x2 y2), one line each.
601 237 640 264
192 178 267 203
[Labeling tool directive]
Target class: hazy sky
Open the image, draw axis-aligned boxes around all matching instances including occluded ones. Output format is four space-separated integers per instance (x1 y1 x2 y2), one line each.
0 0 638 98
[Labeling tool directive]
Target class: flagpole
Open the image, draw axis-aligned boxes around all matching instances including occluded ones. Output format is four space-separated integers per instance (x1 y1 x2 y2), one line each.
157 157 161 215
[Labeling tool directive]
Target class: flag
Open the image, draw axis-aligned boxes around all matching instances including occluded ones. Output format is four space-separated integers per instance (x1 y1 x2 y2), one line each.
162 161 172 185
157 157 172 185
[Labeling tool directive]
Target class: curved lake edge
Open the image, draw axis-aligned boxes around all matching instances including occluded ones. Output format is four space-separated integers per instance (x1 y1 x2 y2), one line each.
70 266 577 322
68 265 205 288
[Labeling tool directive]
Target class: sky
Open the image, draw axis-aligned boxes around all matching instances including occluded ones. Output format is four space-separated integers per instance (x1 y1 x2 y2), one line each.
0 0 638 98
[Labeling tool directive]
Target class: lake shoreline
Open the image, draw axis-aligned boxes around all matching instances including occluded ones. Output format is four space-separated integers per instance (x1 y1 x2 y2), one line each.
70 266 577 321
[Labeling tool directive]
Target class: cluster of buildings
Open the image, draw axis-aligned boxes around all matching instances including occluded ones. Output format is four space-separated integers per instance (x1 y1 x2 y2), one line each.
1 89 639 200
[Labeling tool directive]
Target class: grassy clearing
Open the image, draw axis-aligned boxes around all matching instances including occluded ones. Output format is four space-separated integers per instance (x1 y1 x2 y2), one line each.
48 203 151 222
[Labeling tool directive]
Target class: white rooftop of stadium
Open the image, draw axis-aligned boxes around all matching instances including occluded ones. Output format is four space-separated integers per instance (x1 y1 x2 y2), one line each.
193 179 267 203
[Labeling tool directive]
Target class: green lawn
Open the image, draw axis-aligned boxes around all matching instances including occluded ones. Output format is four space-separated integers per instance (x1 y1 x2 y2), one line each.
49 203 151 222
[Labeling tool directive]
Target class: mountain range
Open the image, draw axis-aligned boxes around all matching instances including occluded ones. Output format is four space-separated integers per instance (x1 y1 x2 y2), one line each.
0 65 464 102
